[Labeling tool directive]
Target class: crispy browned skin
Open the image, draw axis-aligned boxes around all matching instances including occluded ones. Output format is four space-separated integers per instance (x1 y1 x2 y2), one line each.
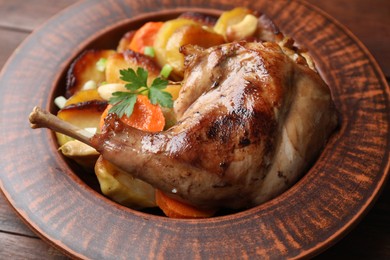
92 41 337 209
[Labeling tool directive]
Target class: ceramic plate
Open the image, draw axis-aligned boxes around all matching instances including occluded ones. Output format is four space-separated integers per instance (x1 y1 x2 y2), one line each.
0 0 389 258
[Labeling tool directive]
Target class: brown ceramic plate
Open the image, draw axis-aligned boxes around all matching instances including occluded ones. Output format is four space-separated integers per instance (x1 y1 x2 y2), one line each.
0 0 389 259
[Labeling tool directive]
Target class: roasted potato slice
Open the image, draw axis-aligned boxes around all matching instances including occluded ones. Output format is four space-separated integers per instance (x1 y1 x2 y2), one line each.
214 7 254 40
56 133 74 147
95 156 156 209
153 19 196 76
59 140 99 169
65 89 103 106
178 12 218 26
57 100 107 127
225 14 258 41
66 49 115 97
154 21 225 78
105 50 161 84
56 100 107 146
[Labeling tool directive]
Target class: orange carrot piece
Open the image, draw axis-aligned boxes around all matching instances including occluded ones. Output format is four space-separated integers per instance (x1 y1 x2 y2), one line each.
99 95 165 132
155 189 217 219
129 22 164 54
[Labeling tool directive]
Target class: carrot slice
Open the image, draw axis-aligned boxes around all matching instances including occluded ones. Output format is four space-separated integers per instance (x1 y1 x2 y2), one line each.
129 22 164 54
155 189 217 218
99 95 165 132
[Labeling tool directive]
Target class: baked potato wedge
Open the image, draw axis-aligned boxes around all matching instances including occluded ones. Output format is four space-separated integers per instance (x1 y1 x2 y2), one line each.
95 156 156 209
214 7 257 41
59 140 99 169
154 20 225 78
105 50 160 84
56 100 107 146
65 89 103 106
66 50 115 97
178 12 218 26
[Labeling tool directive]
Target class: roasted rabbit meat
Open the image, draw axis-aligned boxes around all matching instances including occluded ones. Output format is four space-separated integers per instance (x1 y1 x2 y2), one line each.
30 40 337 210
92 41 337 209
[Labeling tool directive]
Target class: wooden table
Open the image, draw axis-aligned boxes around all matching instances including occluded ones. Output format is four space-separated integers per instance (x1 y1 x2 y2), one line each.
0 0 388 258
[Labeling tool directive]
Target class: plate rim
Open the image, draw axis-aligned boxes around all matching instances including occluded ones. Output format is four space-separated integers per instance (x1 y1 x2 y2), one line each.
0 0 389 258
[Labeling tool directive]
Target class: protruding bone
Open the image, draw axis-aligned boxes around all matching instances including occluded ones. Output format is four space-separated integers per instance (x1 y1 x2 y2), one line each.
29 106 94 147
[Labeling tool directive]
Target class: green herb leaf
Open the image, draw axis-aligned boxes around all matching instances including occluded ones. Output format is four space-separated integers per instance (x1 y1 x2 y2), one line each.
109 67 173 118
151 77 168 90
109 92 137 117
149 87 173 108
149 77 173 107
120 67 148 91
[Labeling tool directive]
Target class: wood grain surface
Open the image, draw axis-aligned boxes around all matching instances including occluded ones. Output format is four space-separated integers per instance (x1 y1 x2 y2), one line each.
0 0 389 259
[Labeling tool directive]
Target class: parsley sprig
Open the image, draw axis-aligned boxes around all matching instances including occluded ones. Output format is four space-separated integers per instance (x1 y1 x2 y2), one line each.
108 67 173 117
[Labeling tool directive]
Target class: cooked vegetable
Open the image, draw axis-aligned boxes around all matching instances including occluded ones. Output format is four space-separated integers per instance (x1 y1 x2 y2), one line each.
105 51 160 85
164 83 181 101
213 7 253 40
226 14 258 41
65 89 103 106
66 50 116 97
57 101 107 127
56 100 107 146
160 64 173 78
143 46 155 58
81 80 97 90
108 68 172 118
154 19 195 76
101 95 165 133
97 83 127 101
155 189 216 218
54 96 67 109
95 156 156 209
128 22 164 54
96 58 108 72
59 140 99 169
154 19 225 77
178 11 218 26
163 24 225 76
